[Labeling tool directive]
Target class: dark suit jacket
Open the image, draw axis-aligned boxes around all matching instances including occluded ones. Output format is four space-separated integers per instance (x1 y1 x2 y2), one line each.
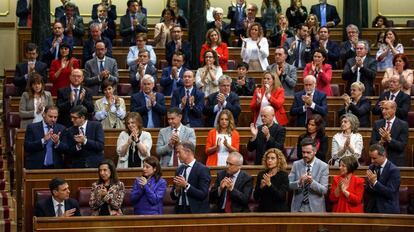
365 161 400 213
311 40 340 69
24 121 66 169
338 96 371 127
91 4 117 21
59 15 85 46
120 13 148 46
57 120 104 168
310 3 341 26
283 37 312 69
340 40 356 66
14 61 48 95
129 63 158 94
130 91 166 128
290 90 328 127
227 4 246 31
209 170 253 213
254 170 289 212
342 56 377 96
372 91 410 122
54 6 80 21
56 86 94 127
370 118 408 166
16 0 30 26
41 35 73 67
171 87 205 127
89 19 116 43
160 66 188 96
170 161 211 213
206 21 231 45
35 196 81 217
247 123 286 165
166 40 191 68
203 92 241 127
82 37 113 65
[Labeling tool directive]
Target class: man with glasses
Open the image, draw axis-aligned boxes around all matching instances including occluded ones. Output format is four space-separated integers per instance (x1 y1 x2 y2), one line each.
340 24 360 65
209 152 252 213
166 25 191 68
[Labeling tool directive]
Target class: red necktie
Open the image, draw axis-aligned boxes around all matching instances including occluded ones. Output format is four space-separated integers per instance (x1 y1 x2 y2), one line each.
386 121 391 131
224 190 232 213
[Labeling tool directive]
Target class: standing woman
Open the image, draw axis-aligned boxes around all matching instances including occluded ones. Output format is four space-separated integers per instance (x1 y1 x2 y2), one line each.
166 0 187 28
305 14 320 43
205 109 240 166
376 29 404 71
269 13 295 47
94 79 126 129
382 54 413 95
49 42 79 96
285 0 307 29
130 156 167 215
254 148 289 212
241 22 269 71
303 48 333 96
200 28 229 71
154 8 175 48
116 112 152 168
296 114 328 162
19 73 54 129
250 71 288 126
260 0 282 33
195 50 223 96
89 159 125 216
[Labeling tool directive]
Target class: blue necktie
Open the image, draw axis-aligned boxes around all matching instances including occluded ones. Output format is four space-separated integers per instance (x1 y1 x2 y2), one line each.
74 88 79 105
183 89 190 125
44 125 54 166
145 94 155 128
294 40 302 67
99 60 104 73
181 165 189 206
54 43 60 60
320 5 327 26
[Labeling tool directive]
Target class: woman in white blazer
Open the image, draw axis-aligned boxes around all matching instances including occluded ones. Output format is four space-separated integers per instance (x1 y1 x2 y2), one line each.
241 22 269 71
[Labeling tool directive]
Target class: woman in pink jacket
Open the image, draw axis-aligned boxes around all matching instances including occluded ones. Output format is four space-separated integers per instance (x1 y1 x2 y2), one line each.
303 48 333 96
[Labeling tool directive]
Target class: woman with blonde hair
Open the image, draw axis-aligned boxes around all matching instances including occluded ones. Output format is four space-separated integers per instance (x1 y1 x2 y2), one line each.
305 14 320 43
200 28 229 70
241 22 269 71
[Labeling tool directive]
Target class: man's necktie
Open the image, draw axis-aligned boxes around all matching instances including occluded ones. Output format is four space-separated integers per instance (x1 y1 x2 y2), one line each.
79 126 84 135
294 40 302 67
224 175 234 213
172 129 179 166
376 166 382 177
55 42 60 60
386 121 391 131
99 60 104 73
44 125 54 166
57 203 63 217
390 94 395 101
181 164 189 206
302 164 311 204
183 89 190 125
320 5 327 27
73 88 79 105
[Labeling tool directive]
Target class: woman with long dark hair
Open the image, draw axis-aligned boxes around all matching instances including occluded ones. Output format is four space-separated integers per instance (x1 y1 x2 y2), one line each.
296 114 328 162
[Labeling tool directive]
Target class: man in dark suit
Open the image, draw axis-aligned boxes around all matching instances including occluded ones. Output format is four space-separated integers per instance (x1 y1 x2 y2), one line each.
91 1 117 21
166 25 191 68
342 40 377 96
171 141 211 214
83 23 113 65
131 75 166 128
58 2 85 46
16 0 31 27
248 106 286 165
340 24 359 66
84 40 119 95
129 49 157 94
284 24 312 69
57 69 94 127
311 26 340 69
365 144 400 213
207 7 231 45
171 70 205 127
120 0 148 46
227 0 246 39
210 152 253 213
372 75 410 122
204 75 241 127
54 0 80 21
35 177 81 217
41 21 73 67
24 106 65 169
89 4 116 43
57 105 104 168
370 101 408 166
310 0 341 27
290 75 328 127
14 43 48 95
160 52 188 96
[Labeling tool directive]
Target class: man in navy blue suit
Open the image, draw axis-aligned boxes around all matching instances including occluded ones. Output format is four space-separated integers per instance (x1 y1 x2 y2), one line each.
310 0 341 27
160 52 188 96
290 75 328 127
311 27 340 69
41 21 73 67
24 106 66 169
131 74 166 128
89 3 116 43
365 144 400 213
57 105 104 168
171 141 211 214
166 25 191 68
91 1 117 21
171 70 205 127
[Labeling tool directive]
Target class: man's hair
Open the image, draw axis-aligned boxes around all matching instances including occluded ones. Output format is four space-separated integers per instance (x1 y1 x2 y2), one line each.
369 143 386 157
300 137 316 148
49 177 67 194
167 107 182 116
229 152 244 166
142 74 155 84
64 1 76 9
70 105 88 118
237 61 249 70
25 43 38 53
218 75 232 85
179 141 195 154
127 0 138 7
138 49 150 58
89 22 102 30
275 46 288 55
44 105 59 114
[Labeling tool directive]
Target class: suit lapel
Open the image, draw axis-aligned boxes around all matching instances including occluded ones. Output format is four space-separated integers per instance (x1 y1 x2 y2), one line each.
47 197 56 216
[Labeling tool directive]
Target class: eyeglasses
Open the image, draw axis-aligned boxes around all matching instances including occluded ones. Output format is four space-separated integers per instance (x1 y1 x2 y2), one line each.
205 56 214 58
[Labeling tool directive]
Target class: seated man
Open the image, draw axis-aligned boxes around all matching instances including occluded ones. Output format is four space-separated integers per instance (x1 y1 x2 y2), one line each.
166 25 191 68
58 2 85 46
372 75 410 122
131 75 166 128
83 23 113 65
209 152 253 213
247 106 286 165
129 49 157 94
370 100 408 166
91 0 117 21
156 108 196 167
203 75 241 127
290 75 328 127
57 105 104 168
120 0 148 46
41 21 73 67
35 177 81 217
24 106 66 169
365 144 401 213
160 52 189 96
89 3 116 43
171 70 205 127
266 46 297 96
289 137 329 212
14 43 48 95
84 40 119 96
231 62 256 96
340 24 359 66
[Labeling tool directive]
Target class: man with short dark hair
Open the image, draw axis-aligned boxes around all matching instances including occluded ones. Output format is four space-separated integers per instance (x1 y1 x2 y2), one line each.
309 0 341 27
311 26 340 69
120 0 148 46
266 46 297 96
35 177 81 217
160 52 189 96
41 21 73 67
365 143 401 213
284 23 312 69
166 25 191 68
58 2 85 46
129 49 157 94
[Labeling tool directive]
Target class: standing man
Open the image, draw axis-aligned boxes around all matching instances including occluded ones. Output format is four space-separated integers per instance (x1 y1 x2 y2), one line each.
340 24 360 65
266 46 297 96
310 0 341 27
58 2 85 46
365 144 401 213
209 152 252 213
16 0 31 27
41 21 73 67
166 25 191 68
91 0 117 21
120 0 148 46
227 0 246 44
83 23 113 64
207 7 231 44
160 52 189 96
289 137 329 212
24 106 65 169
90 3 116 43
370 100 408 166
284 23 312 69
247 106 286 165
170 141 211 214
311 26 340 69
156 108 196 167
129 49 157 94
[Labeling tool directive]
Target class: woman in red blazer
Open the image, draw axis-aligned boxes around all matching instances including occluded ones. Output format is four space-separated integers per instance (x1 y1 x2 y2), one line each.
303 48 333 96
250 71 288 126
49 42 79 96
329 156 364 213
200 28 229 71
205 109 240 166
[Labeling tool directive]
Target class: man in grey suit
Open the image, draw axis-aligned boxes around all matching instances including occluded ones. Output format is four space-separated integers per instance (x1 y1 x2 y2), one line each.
289 137 329 212
156 107 196 167
284 23 312 69
266 46 297 96
84 40 119 95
